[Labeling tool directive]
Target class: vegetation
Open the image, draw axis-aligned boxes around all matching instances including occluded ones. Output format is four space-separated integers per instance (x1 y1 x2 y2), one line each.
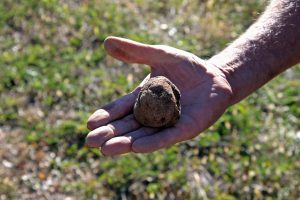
0 0 299 199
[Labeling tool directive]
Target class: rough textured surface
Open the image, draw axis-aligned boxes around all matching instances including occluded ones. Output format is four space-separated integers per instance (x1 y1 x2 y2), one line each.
133 76 181 128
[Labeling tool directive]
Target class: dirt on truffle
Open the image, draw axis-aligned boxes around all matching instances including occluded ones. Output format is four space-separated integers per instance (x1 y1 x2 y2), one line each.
133 76 181 128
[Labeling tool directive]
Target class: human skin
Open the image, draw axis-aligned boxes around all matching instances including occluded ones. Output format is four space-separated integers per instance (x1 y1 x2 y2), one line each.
85 0 300 156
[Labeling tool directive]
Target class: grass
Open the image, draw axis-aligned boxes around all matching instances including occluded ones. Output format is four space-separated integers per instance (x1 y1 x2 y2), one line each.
0 0 299 199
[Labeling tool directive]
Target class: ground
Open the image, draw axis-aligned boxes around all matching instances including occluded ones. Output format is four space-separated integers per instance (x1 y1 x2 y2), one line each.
0 0 299 199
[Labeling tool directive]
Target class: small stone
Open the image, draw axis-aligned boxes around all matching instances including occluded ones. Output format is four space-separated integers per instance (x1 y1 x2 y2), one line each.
133 76 181 128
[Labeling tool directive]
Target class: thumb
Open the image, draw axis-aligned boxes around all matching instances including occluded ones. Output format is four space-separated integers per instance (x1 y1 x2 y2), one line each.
104 36 170 66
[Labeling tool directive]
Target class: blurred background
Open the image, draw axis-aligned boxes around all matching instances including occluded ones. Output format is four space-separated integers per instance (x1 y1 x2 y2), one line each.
0 0 299 199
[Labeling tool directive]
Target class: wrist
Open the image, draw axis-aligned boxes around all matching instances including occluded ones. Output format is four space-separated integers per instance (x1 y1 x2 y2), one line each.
208 52 248 106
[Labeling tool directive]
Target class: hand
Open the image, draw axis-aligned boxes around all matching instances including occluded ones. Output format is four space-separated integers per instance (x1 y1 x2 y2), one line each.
85 36 233 155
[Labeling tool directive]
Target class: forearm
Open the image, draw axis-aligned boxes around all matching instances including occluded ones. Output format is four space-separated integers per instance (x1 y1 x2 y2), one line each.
209 0 300 105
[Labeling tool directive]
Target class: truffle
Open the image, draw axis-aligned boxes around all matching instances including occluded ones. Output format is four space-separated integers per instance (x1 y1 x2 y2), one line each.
133 76 181 128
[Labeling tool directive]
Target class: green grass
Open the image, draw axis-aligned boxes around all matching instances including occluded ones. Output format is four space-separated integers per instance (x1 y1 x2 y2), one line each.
0 0 299 199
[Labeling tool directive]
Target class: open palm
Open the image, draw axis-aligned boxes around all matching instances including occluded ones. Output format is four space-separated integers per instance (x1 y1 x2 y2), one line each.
85 36 232 155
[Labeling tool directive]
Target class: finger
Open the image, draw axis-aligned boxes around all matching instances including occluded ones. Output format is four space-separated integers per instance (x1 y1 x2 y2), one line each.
132 121 196 153
87 88 140 130
101 127 158 156
85 114 141 148
131 128 181 153
104 36 175 65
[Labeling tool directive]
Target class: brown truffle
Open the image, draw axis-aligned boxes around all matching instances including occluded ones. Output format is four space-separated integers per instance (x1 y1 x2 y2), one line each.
133 76 181 128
